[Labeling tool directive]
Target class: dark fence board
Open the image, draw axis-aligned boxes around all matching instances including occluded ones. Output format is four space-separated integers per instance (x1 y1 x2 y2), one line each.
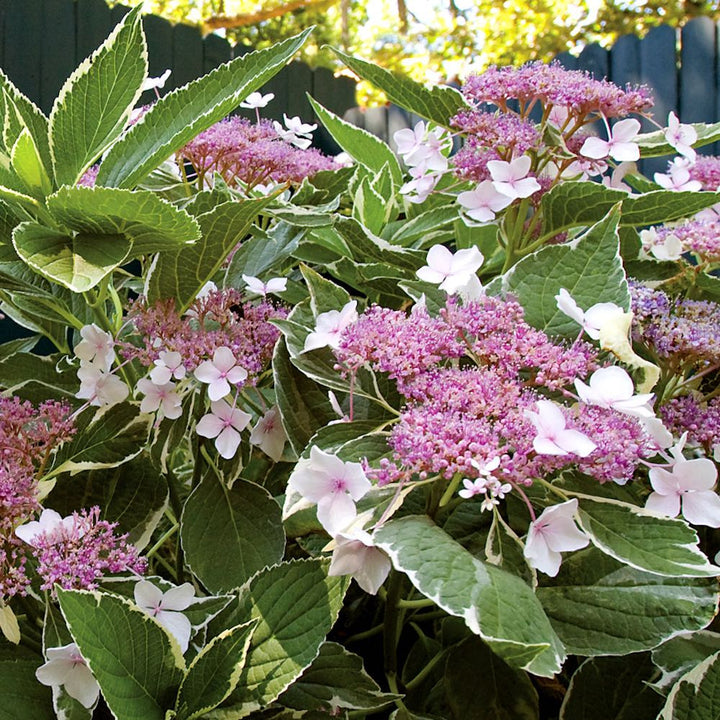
4 0 42 102
610 34 641 87
286 61 313 120
172 22 203 91
41 0 77 114
577 42 609 79
203 32 231 75
76 0 113 65
143 13 173 79
0 0 6 69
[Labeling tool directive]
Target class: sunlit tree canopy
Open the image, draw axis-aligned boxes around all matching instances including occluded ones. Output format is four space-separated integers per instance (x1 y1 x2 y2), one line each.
114 0 720 104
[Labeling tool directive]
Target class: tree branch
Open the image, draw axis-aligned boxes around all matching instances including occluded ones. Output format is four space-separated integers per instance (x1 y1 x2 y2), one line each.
203 0 334 30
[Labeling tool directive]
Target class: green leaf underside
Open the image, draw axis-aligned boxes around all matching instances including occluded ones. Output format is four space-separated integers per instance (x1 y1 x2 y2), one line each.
499 205 629 338
207 559 348 718
181 474 286 594
373 515 565 677
331 47 470 127
47 186 200 255
577 498 719 578
57 588 185 720
659 651 720 720
175 620 258 720
537 548 718 656
12 221 131 292
49 5 147 186
97 29 312 189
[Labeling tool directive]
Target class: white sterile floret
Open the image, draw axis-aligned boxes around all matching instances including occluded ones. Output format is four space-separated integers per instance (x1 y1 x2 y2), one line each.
303 300 358 352
239 91 274 109
416 244 484 295
580 118 641 162
194 346 248 401
664 111 697 162
574 366 655 418
242 274 287 297
136 378 183 420
524 399 596 457
134 580 195 652
142 68 171 92
195 399 252 460
457 180 513 224
35 643 100 708
286 446 372 535
150 350 186 385
15 508 79 547
249 406 287 461
487 155 541 199
328 528 391 595
640 228 684 261
74 323 116 370
76 365 129 407
554 288 626 340
523 499 589 576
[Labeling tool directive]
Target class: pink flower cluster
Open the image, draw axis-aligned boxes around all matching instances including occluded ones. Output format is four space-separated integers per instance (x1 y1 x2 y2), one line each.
335 296 655 487
178 116 335 189
660 395 720 454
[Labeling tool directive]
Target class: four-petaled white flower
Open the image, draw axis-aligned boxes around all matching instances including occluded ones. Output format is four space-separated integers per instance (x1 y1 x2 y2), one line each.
240 91 274 109
329 528 391 595
640 228 684 261
654 157 702 192
74 324 115 370
400 162 442 203
36 643 100 708
137 378 183 420
487 156 541 199
457 180 513 224
196 399 252 459
242 274 287 297
134 581 195 652
393 121 449 172
249 406 287 461
574 366 655 418
149 350 186 385
524 399 597 457
664 111 697 162
580 118 641 162
76 365 129 407
15 508 80 547
416 244 484 295
287 446 372 535
554 288 626 341
523 499 590 576
194 347 248 401
273 114 316 149
646 458 720 527
142 68 171 93
304 300 358 352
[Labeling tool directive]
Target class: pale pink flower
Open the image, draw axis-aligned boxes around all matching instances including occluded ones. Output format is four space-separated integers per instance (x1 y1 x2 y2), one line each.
136 378 182 420
304 301 358 352
646 459 720 527
400 162 442 203
654 157 702 192
142 69 171 93
554 288 625 340
329 528 391 594
239 91 274 109
134 580 195 652
76 364 129 407
15 509 79 547
241 274 287 297
416 244 484 295
457 180 513 224
487 155 541 199
196 399 252 459
574 366 655 418
640 228 684 261
36 643 100 708
394 121 449 171
524 399 597 457
580 118 641 162
249 406 287 461
149 350 186 385
194 346 248 401
74 324 115 370
273 114 316 149
524 499 589 576
287 446 372 535
664 111 697 162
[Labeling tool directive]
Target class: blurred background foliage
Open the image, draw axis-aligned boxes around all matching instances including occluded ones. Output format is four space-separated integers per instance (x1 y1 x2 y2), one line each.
108 0 720 105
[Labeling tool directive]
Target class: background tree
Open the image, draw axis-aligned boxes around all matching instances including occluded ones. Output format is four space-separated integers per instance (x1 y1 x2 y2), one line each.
112 0 720 104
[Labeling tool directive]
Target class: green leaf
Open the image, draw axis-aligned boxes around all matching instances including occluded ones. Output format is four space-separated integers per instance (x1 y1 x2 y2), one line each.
653 631 720 691
0 642 53 719
539 181 627 237
497 205 629 338
373 515 565 677
49 403 151 478
175 620 258 720
49 6 147 186
207 559 348 718
47 186 200 255
97 30 312 188
0 351 77 396
637 121 720 158
390 205 457 247
560 654 663 720
181 474 286 593
12 221 131 292
537 547 718 656
576 497 719 577
308 96 403 186
659 651 720 720
352 175 387 235
445 636 539 720
277 641 398 713
10 129 52 196
47 454 168 550
57 588 185 720
147 198 268 311
301 263 352 316
621 190 720 226
330 47 469 127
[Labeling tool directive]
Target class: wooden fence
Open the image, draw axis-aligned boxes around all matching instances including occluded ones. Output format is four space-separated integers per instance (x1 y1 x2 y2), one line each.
346 17 720 176
0 0 357 154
